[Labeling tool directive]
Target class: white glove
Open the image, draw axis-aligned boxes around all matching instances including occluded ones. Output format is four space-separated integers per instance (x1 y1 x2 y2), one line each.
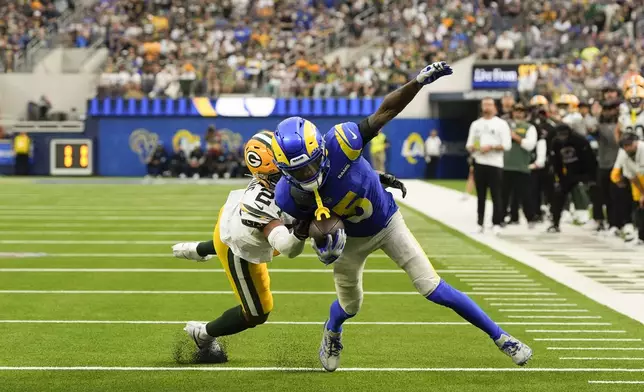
416 61 453 86
172 242 212 262
311 229 346 265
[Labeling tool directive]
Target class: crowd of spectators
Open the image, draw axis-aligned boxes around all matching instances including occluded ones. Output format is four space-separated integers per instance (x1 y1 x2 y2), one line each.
4 0 644 100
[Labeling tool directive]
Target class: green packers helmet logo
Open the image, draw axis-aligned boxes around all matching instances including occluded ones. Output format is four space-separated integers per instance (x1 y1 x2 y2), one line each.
129 129 159 164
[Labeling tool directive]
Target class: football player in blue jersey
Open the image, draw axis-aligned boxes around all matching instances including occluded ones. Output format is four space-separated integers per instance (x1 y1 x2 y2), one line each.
271 62 533 372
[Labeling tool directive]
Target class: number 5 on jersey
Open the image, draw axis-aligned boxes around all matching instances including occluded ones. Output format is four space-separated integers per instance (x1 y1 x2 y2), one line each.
332 191 373 223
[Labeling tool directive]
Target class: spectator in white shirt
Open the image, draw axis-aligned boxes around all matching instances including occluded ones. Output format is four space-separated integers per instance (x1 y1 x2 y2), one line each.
424 129 442 179
495 31 515 59
466 97 513 234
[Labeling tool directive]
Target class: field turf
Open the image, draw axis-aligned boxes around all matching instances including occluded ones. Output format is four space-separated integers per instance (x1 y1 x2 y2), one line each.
0 179 642 391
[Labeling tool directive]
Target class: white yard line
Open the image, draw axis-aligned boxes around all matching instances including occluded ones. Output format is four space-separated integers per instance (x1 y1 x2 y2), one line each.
548 348 644 351
527 330 626 334
535 338 642 342
484 298 568 302
588 381 644 384
459 279 535 282
491 304 577 307
0 268 521 274
507 316 601 319
562 357 643 361
0 320 614 326
0 231 211 236
466 283 542 287
0 216 215 221
471 288 547 291
499 309 589 313
455 274 528 278
0 366 641 373
0 290 556 296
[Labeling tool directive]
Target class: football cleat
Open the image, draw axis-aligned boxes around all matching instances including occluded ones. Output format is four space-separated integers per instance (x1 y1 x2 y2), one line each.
623 224 636 242
495 334 533 366
492 225 502 236
319 320 343 372
172 242 212 262
546 225 561 233
183 321 227 364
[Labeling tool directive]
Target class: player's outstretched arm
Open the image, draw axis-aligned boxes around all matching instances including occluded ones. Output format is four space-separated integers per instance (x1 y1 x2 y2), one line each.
359 62 453 143
263 219 307 259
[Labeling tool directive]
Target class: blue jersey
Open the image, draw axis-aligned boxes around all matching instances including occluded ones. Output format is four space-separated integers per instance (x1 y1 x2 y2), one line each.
275 122 398 237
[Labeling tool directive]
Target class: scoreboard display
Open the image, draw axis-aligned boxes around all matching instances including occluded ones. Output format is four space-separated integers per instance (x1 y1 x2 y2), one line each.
49 139 93 175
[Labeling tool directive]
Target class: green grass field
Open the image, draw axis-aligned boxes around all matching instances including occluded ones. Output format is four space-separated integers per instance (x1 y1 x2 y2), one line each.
0 179 642 391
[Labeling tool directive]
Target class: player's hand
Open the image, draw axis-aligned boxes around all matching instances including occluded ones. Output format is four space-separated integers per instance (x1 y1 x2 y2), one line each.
416 61 453 85
379 173 407 198
311 229 346 265
511 132 522 143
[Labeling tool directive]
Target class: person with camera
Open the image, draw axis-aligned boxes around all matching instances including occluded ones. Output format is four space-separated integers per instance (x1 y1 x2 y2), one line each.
614 133 644 243
548 123 598 233
588 100 622 233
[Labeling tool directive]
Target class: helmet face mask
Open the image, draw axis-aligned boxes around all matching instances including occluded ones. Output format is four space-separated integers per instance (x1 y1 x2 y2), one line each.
272 116 330 192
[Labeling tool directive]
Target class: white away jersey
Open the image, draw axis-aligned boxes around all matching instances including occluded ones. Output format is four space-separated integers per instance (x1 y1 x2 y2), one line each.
218 179 294 264
619 110 644 139
614 142 644 180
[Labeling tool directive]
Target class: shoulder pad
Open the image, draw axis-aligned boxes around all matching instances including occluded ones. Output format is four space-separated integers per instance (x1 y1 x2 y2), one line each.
241 219 266 230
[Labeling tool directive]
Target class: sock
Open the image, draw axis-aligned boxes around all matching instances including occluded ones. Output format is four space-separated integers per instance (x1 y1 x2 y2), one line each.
205 305 250 338
197 240 217 257
427 280 504 341
327 300 354 333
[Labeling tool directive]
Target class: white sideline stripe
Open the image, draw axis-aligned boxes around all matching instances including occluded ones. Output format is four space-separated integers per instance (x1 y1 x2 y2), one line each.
535 338 642 342
499 309 589 313
398 182 644 325
485 298 568 302
491 304 578 307
527 330 626 334
0 366 642 373
0 290 556 296
0 320 614 326
548 348 644 351
507 316 602 319
588 381 644 384
562 357 644 361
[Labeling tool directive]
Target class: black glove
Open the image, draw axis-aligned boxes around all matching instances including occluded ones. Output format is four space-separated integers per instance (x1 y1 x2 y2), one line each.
292 219 310 241
379 172 407 198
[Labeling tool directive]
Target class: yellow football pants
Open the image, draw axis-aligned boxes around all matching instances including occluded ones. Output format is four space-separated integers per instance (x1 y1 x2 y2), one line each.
213 209 273 320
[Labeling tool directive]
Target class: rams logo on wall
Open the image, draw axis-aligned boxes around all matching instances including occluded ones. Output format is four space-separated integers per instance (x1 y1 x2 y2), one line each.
401 132 425 164
129 129 159 164
173 129 201 153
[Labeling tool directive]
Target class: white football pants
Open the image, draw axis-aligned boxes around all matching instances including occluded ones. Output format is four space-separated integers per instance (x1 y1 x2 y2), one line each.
333 211 441 314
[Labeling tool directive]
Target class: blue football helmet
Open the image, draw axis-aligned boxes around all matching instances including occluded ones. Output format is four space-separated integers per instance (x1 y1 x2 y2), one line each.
272 116 330 191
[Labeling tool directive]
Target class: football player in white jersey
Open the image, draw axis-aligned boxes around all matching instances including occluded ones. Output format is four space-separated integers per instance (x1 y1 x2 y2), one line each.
613 133 644 243
616 85 644 142
172 131 309 362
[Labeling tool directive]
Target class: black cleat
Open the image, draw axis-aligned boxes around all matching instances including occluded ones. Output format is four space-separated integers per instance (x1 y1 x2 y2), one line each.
546 225 561 233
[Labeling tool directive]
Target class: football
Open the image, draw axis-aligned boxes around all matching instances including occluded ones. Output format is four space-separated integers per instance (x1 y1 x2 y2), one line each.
309 212 344 247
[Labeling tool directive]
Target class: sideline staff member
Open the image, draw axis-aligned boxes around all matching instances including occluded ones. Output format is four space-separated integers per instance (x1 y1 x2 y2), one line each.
466 97 512 234
13 131 31 176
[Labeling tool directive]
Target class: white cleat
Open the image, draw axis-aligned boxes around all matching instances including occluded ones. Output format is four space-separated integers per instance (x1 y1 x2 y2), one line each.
495 334 532 366
492 225 502 236
184 321 217 350
172 242 212 262
623 224 636 243
319 320 343 372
